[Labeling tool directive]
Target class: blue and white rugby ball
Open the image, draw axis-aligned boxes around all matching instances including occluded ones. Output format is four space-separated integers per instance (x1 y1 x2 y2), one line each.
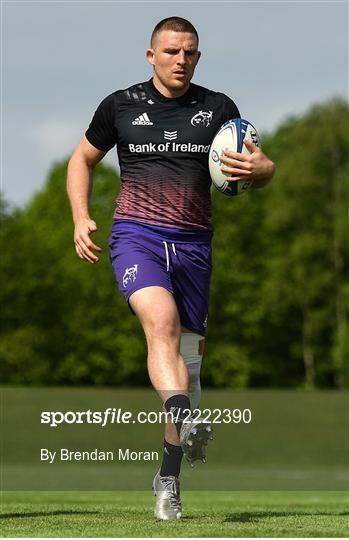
209 118 260 196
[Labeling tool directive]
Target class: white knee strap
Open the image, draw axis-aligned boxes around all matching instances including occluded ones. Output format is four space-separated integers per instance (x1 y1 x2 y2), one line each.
180 333 204 411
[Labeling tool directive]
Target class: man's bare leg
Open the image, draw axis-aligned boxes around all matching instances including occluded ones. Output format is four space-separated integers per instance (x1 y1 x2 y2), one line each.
130 286 210 520
130 285 209 446
130 285 188 485
130 286 202 443
129 286 189 400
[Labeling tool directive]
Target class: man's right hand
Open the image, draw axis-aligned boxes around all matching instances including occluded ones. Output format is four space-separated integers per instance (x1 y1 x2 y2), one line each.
74 217 102 264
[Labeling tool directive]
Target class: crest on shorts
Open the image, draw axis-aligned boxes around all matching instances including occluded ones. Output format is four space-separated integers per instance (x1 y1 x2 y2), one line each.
122 264 138 287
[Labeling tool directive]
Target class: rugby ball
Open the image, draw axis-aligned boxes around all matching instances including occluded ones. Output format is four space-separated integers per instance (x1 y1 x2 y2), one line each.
209 118 260 196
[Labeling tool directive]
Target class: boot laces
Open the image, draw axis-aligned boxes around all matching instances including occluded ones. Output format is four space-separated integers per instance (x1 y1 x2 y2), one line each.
161 476 181 508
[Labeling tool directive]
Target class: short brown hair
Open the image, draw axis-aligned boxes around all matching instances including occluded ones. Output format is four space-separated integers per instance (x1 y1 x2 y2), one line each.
151 16 199 47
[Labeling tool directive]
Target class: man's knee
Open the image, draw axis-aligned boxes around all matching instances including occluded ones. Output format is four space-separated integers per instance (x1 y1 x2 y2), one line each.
130 286 181 341
180 333 204 410
147 317 180 342
144 307 181 345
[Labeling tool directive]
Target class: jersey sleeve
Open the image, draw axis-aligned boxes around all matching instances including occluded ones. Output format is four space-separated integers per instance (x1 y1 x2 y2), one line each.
85 93 117 152
221 94 240 122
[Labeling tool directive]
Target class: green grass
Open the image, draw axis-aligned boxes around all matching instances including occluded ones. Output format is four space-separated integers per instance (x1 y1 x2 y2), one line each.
1 491 348 537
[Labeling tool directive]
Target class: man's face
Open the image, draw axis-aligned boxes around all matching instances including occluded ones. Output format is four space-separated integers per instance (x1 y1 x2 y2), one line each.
146 30 201 96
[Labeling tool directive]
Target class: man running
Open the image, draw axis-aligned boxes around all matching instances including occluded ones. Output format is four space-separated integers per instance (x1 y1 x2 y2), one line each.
67 16 275 520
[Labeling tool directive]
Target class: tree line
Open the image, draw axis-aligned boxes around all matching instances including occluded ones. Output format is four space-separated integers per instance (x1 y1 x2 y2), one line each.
1 97 348 388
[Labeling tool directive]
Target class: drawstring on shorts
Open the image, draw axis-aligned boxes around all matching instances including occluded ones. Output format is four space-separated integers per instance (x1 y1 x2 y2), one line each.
162 241 177 272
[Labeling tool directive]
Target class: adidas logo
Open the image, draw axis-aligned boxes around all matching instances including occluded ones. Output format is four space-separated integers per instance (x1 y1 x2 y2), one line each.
132 112 153 125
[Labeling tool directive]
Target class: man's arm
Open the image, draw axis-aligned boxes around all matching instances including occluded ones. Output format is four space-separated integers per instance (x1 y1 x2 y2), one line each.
67 135 106 263
220 139 275 189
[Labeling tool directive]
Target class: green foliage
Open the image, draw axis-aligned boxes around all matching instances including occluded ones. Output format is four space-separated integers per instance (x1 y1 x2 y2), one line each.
1 97 348 387
207 98 349 388
0 162 147 386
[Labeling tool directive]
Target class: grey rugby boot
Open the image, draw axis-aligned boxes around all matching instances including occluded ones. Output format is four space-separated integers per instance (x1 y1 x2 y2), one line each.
152 471 182 520
180 418 213 465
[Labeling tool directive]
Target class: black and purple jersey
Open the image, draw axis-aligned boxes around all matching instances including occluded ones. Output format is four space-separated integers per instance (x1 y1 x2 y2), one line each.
85 79 240 230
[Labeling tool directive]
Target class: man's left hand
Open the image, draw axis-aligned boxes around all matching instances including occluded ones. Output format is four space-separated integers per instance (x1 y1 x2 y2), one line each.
220 138 275 188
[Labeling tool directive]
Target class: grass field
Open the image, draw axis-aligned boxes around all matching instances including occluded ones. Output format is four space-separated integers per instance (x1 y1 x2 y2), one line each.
1 490 348 537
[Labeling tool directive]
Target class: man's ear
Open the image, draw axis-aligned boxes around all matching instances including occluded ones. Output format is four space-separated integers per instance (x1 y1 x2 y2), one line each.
146 48 155 66
196 50 201 66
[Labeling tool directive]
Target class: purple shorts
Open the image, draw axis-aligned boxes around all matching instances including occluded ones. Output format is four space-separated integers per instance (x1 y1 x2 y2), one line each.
109 220 213 336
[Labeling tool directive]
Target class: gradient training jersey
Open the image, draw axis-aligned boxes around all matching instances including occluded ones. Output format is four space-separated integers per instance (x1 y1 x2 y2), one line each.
85 79 240 230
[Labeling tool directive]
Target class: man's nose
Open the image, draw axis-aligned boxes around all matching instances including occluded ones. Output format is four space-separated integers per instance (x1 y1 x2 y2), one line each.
176 50 186 65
